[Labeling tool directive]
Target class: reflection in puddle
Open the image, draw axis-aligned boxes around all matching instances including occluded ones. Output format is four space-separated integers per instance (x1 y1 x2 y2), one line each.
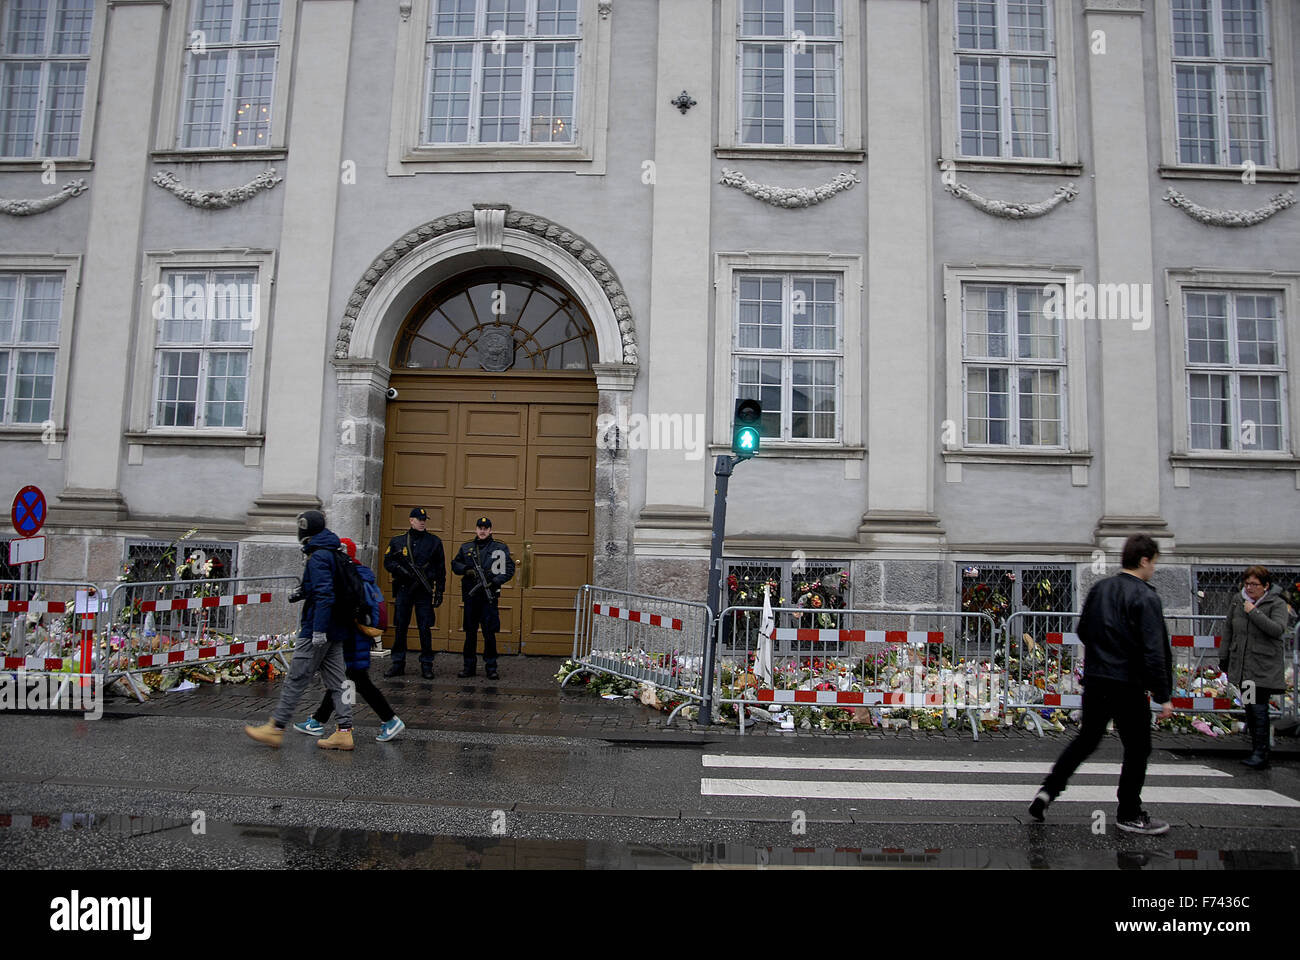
1 813 1296 869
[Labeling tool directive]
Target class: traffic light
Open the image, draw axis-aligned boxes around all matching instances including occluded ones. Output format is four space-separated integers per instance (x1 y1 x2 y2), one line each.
732 398 762 458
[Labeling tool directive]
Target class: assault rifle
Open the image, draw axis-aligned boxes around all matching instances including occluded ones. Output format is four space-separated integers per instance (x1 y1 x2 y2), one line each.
402 532 436 596
466 544 499 604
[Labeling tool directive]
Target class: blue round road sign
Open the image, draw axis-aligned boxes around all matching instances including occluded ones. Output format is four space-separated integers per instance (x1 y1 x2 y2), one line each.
11 485 46 538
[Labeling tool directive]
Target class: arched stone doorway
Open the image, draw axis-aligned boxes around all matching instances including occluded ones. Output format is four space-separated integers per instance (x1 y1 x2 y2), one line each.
330 206 637 655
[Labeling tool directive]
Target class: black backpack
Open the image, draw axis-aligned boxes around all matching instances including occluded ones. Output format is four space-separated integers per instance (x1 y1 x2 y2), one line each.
328 550 374 629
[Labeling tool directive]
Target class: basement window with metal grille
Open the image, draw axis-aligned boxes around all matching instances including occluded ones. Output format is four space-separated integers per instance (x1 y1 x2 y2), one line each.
121 539 239 632
958 562 1075 626
721 557 851 655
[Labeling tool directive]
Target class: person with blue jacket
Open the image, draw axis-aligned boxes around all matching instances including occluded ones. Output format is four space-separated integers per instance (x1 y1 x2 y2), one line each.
296 538 405 742
245 510 355 750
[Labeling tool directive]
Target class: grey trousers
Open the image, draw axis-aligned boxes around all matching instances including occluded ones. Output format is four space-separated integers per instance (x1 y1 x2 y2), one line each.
271 635 353 729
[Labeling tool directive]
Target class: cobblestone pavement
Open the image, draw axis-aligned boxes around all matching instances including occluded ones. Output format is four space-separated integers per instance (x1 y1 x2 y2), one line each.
99 651 1290 755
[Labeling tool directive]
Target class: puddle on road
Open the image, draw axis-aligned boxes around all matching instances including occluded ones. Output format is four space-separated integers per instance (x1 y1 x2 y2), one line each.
1 812 1295 869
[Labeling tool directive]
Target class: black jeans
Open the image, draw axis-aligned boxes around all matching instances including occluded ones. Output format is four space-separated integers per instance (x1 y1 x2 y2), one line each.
314 667 395 725
462 592 498 669
392 585 434 668
1041 677 1151 821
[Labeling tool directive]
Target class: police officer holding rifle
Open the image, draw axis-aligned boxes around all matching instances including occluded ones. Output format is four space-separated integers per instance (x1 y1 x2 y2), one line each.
383 507 446 679
451 516 515 680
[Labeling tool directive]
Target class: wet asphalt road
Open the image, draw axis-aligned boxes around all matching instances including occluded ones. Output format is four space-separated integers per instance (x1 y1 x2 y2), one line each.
2 711 1299 869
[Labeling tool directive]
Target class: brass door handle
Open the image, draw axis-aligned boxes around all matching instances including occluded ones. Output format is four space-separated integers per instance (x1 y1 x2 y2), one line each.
523 541 534 589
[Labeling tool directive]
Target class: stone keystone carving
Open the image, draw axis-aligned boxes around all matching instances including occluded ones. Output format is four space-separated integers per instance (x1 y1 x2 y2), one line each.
1162 187 1297 227
719 168 860 208
152 168 283 209
944 179 1079 219
0 178 87 216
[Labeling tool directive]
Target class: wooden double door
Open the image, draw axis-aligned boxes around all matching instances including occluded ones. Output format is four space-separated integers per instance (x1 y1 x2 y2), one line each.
379 373 597 657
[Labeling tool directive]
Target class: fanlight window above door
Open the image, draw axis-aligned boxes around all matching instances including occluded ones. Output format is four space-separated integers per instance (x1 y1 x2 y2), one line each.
393 269 596 372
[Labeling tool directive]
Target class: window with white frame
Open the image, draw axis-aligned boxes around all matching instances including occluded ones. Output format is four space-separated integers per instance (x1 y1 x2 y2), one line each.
1184 288 1287 451
1171 0 1275 166
0 272 62 425
177 0 281 150
962 283 1066 447
733 273 841 442
954 0 1057 160
422 0 580 146
0 0 93 158
151 269 256 430
737 0 842 147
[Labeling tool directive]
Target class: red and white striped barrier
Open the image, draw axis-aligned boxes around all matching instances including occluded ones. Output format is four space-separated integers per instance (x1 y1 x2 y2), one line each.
136 592 272 613
771 628 945 645
591 603 683 631
1170 635 1221 649
3 656 77 671
755 688 947 706
1044 632 1082 646
1041 693 1082 708
130 637 278 669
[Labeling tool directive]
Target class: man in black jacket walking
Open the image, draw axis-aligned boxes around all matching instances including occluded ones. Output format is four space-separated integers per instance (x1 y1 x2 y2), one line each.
382 507 446 679
1029 534 1175 835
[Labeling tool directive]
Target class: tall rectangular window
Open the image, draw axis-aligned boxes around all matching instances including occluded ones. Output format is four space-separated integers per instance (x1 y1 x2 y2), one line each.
955 0 1056 159
733 273 842 442
1172 0 1274 165
0 0 93 158
423 0 580 145
962 283 1066 446
152 270 255 429
738 0 842 146
1184 289 1286 451
0 272 62 424
178 0 281 149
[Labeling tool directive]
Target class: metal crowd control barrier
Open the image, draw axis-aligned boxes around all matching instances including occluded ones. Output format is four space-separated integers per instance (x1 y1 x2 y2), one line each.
1005 610 1297 738
104 575 299 701
1002 611 1085 737
0 581 103 708
713 606 1001 740
565 584 714 726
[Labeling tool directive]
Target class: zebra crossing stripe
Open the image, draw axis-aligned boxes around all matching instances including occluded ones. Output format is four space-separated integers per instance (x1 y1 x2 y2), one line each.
699 779 1300 806
700 756 1232 777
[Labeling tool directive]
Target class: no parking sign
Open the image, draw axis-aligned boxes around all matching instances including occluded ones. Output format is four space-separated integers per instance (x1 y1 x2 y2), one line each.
11 485 46 538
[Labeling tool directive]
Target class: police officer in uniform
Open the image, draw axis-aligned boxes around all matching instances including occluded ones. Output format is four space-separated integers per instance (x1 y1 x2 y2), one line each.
450 516 515 680
383 507 446 679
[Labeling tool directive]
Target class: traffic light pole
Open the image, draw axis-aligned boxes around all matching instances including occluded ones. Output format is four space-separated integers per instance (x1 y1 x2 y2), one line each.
700 453 742 726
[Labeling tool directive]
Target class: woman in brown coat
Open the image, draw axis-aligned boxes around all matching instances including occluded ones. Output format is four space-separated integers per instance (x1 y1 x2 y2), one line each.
1220 566 1291 769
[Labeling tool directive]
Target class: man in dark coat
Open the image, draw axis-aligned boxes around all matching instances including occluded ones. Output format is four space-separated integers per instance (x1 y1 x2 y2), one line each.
245 510 354 749
1028 534 1174 834
383 507 446 679
450 516 515 680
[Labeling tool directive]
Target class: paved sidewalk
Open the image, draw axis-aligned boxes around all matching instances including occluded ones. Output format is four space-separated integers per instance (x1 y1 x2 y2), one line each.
97 650 1296 754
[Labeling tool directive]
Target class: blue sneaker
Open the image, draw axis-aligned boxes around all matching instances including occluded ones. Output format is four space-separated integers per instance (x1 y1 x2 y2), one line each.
293 718 325 737
376 716 405 742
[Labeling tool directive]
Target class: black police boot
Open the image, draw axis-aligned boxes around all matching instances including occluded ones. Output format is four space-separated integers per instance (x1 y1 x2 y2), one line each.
383 661 405 677
457 663 476 678
485 665 499 681
1243 704 1270 769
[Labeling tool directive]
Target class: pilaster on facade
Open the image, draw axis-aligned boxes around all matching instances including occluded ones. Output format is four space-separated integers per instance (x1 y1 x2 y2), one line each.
1085 0 1169 546
251 0 356 535
56 1 167 528
861 0 941 545
638 0 714 542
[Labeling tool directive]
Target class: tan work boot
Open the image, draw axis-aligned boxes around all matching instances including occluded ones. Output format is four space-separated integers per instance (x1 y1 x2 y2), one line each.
244 719 284 747
318 726 354 751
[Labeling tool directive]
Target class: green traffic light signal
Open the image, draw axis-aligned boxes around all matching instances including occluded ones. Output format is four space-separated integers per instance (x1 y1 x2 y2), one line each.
733 398 762 458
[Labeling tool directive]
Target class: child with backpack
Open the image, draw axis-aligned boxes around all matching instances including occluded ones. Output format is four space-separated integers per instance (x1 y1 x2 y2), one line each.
294 538 406 744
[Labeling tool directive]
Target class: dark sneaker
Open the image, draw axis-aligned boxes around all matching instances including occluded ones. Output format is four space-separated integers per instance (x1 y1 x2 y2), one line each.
383 663 404 678
1117 811 1169 835
1028 789 1050 822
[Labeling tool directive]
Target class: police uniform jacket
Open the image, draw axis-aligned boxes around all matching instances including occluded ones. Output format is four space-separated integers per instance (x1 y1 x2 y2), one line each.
451 536 515 600
383 528 446 596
